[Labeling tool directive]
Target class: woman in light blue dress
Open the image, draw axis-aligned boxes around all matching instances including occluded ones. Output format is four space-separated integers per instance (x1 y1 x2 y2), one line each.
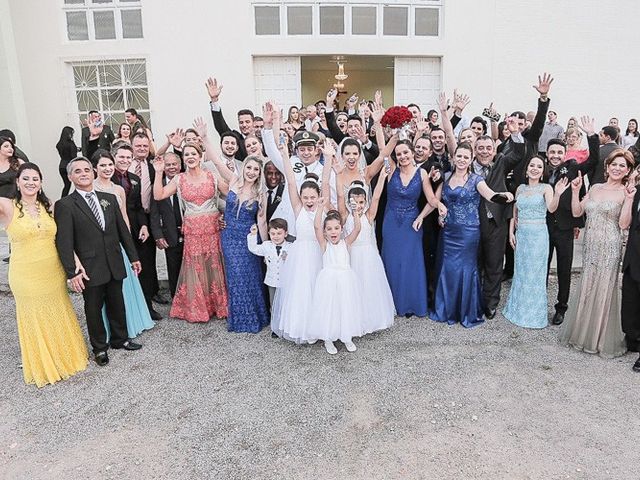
503 156 562 329
91 150 155 339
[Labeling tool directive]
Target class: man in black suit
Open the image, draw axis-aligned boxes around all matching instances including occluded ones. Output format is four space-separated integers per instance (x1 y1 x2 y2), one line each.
622 181 640 372
111 142 162 319
55 157 142 366
545 117 600 325
150 152 183 297
473 118 526 319
81 110 115 159
590 126 619 185
205 77 251 161
264 161 285 222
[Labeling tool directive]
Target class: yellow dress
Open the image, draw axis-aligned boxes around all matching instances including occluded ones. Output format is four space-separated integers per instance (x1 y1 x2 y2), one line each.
7 202 88 387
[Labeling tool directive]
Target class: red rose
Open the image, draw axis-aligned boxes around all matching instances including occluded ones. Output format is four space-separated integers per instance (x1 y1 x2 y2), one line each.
380 106 414 129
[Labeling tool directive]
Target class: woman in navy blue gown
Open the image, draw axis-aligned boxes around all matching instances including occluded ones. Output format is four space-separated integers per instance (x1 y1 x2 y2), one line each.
199 117 270 333
382 140 436 317
430 143 514 327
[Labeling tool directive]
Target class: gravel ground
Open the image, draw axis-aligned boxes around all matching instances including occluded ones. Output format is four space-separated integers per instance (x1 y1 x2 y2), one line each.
1 276 639 480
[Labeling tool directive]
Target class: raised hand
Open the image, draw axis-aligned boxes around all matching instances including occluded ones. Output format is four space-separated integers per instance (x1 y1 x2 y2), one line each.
347 94 359 110
167 128 185 148
192 117 208 139
319 139 336 159
453 90 471 114
352 123 368 143
249 224 258 235
326 88 338 107
371 102 385 124
152 155 165 173
506 116 520 133
262 102 274 128
205 77 223 102
415 118 429 134
578 115 595 136
437 92 449 113
533 73 554 98
625 182 637 201
374 90 383 108
571 171 583 192
554 177 570 196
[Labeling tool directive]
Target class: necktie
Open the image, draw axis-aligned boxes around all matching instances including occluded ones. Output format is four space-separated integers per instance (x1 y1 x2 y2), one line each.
483 166 489 178
276 245 282 256
304 166 308 175
172 193 182 228
86 192 104 230
267 189 274 208
134 159 142 179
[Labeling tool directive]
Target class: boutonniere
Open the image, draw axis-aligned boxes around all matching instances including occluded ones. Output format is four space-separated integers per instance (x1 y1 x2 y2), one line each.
131 180 138 186
560 166 568 176
100 199 110 209
274 196 282 203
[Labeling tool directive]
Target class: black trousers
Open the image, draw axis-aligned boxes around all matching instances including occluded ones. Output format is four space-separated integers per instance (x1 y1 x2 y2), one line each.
621 269 640 351
480 215 508 311
547 225 574 314
136 238 159 306
82 278 127 353
164 243 184 297
422 212 440 303
59 167 72 197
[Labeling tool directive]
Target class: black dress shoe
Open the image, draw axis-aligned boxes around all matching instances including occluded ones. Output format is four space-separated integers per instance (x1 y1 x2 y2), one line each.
112 340 142 351
153 294 170 305
501 273 512 283
551 312 565 325
484 308 496 320
94 352 109 366
633 355 640 373
149 309 163 320
271 332 279 338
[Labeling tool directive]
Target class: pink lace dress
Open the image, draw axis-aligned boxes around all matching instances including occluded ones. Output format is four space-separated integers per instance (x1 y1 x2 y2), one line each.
170 171 228 322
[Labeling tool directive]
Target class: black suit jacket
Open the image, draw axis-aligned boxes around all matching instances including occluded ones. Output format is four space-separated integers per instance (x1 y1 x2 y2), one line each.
266 183 285 222
623 190 640 281
210 107 247 161
590 142 619 185
81 125 115 159
479 142 526 224
55 191 138 286
149 176 182 247
112 171 147 240
546 133 600 230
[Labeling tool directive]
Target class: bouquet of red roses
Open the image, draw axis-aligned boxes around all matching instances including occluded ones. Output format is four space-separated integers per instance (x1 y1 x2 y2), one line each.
380 106 413 129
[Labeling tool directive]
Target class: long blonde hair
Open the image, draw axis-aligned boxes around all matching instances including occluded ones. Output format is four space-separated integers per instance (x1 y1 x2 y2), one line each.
232 155 265 215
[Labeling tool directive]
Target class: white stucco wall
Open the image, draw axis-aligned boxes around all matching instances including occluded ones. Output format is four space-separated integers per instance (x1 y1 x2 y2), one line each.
1 0 638 196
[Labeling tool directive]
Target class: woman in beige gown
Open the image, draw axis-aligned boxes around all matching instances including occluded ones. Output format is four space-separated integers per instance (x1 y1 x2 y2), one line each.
558 149 636 358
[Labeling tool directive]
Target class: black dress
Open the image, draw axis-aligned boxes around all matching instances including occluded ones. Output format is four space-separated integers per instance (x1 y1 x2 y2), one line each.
0 167 17 199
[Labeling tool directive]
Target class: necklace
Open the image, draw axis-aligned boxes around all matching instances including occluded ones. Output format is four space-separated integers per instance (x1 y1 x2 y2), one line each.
21 200 41 228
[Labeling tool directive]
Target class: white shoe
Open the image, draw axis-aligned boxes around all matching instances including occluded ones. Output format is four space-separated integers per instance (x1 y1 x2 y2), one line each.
307 339 318 345
344 340 357 352
324 341 338 355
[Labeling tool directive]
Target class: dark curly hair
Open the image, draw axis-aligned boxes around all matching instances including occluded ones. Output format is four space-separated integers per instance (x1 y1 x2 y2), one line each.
0 136 20 171
14 163 53 217
323 209 342 228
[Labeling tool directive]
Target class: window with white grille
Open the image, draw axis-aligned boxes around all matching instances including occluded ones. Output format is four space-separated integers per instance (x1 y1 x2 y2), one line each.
71 59 151 129
63 0 143 41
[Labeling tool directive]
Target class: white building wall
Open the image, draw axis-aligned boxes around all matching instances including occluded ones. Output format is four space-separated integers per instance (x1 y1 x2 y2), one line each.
2 0 639 196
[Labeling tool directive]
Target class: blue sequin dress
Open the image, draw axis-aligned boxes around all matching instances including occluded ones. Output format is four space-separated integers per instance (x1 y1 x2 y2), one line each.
382 168 428 317
503 184 549 328
221 191 269 333
430 173 484 327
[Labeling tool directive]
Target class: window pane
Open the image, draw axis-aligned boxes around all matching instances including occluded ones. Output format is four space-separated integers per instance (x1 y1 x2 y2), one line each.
123 62 147 86
76 90 100 112
101 88 125 111
126 88 149 110
287 6 312 35
255 6 280 35
415 8 439 36
92 0 113 3
98 64 122 87
73 65 98 88
121 9 143 38
383 6 408 36
64 0 85 4
320 6 344 35
352 6 376 35
93 10 116 39
66 11 89 41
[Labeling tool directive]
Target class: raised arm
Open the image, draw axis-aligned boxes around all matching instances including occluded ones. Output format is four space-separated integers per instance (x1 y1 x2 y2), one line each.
620 183 636 230
205 77 233 137
367 167 388 222
438 92 458 154
314 197 327 250
319 140 336 210
194 117 237 185
324 89 347 144
570 172 587 217
527 73 554 143
575 116 599 176
278 124 303 215
152 157 178 200
345 208 361 247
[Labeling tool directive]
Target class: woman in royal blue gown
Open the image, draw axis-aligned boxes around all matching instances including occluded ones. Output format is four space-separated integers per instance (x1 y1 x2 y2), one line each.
382 140 436 317
430 142 514 327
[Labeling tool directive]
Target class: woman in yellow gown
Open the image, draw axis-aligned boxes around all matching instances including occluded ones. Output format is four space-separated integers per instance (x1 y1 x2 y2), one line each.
1 163 88 387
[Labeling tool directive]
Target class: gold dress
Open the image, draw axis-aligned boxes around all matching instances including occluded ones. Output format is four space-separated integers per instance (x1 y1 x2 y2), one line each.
7 202 88 387
559 198 626 358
